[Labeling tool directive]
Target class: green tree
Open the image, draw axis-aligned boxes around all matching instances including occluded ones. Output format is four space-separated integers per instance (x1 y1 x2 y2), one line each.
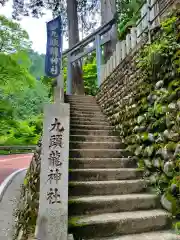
11 81 50 120
5 0 100 95
0 15 31 53
0 53 35 95
0 52 50 146
0 15 51 146
117 0 142 39
28 50 45 79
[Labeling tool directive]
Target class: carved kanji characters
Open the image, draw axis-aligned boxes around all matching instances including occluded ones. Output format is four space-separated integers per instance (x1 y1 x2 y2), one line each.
48 168 61 184
47 188 61 204
48 150 62 167
50 118 64 132
49 134 63 149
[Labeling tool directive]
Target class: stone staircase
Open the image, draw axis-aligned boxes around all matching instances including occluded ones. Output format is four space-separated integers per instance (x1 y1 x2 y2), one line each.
66 95 176 240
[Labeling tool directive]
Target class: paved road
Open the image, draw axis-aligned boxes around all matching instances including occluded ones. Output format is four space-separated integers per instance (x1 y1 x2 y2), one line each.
0 154 32 184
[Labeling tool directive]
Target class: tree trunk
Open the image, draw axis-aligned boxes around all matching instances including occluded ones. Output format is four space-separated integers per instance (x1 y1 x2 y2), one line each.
67 0 85 95
101 0 117 63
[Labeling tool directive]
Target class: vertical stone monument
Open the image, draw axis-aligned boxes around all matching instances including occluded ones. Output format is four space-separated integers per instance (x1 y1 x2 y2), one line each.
35 102 70 240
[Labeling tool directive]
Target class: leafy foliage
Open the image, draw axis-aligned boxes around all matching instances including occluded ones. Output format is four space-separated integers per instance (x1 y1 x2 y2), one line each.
83 61 98 96
0 14 98 148
117 0 142 40
114 12 180 218
0 15 50 147
0 15 31 53
10 0 100 37
62 53 98 96
97 10 180 227
0 51 49 146
28 50 45 79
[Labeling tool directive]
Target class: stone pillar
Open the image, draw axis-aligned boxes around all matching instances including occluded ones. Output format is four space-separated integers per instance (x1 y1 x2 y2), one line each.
54 70 64 103
54 86 64 103
35 102 70 240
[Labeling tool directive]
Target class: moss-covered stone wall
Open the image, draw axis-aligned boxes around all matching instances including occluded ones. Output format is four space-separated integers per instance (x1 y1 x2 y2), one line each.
96 11 180 231
13 139 41 240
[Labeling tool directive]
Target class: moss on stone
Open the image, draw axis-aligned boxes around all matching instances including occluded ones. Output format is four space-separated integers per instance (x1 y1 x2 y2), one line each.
68 217 87 227
96 9 180 218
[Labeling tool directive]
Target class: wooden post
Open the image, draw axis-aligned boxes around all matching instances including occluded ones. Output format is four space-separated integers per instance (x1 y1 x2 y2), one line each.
110 56 113 74
156 0 161 25
126 34 131 54
105 63 108 79
66 53 72 95
116 42 122 66
152 0 160 26
112 51 116 70
101 0 117 62
121 41 126 60
141 3 148 31
95 34 102 87
130 28 137 49
54 85 64 103
147 0 152 43
150 0 156 28
103 64 106 81
106 60 110 77
100 65 105 83
54 60 64 103
136 23 141 43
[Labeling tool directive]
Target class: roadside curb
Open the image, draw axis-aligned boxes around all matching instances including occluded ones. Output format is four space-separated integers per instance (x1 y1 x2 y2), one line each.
0 168 27 202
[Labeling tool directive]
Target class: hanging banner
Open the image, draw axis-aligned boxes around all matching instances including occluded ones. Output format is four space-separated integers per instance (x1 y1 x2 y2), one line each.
45 16 62 77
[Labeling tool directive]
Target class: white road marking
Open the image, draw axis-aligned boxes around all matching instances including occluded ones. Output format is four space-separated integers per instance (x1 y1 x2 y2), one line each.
0 168 27 201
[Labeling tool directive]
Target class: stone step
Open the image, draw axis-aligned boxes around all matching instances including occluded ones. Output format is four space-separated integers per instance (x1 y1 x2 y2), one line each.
70 109 102 114
70 115 108 122
69 168 143 181
69 103 99 108
66 96 95 99
70 118 109 125
67 100 97 105
70 107 101 112
69 210 170 239
69 158 137 169
70 124 114 130
70 129 118 136
70 111 104 117
68 194 159 216
66 95 95 98
69 141 125 150
69 149 131 158
70 135 120 143
69 179 147 196
70 119 109 126
92 231 178 240
66 97 96 103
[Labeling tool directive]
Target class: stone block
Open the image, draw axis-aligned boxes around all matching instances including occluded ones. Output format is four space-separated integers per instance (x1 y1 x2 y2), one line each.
35 102 70 240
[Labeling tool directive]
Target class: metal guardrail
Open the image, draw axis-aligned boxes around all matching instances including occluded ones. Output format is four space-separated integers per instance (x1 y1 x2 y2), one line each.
0 145 36 151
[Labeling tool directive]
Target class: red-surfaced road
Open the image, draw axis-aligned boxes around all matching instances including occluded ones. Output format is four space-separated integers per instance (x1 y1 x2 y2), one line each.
0 153 33 184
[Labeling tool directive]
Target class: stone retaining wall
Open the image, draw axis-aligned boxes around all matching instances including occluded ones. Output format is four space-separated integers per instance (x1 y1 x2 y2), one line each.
96 10 180 224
